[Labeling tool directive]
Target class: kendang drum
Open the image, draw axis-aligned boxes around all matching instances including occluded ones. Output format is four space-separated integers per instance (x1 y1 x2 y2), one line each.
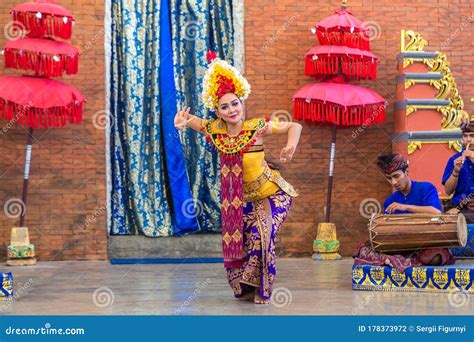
368 214 467 253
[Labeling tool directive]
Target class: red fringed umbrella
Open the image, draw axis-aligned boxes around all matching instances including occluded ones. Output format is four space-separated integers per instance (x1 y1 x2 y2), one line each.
4 38 79 77
11 0 74 40
0 0 82 235
313 8 370 51
304 45 377 80
0 76 84 128
292 1 385 228
293 77 385 125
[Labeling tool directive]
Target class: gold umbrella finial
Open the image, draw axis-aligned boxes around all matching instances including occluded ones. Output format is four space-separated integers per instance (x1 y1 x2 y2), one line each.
342 0 348 5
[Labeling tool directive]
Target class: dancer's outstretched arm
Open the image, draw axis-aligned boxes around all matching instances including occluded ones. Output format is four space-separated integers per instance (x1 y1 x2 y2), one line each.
174 106 206 133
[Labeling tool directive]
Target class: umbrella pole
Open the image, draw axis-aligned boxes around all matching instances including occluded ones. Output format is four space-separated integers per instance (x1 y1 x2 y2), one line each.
7 127 37 266
325 124 337 222
19 127 33 227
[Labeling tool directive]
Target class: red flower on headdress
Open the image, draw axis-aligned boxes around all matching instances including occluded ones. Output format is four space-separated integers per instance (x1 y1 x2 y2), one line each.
206 50 218 63
216 75 236 98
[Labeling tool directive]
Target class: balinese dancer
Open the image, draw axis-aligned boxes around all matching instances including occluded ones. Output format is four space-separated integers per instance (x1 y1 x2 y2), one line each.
174 51 302 304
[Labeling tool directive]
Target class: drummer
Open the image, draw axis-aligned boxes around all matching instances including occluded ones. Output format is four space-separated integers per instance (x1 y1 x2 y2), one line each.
377 153 442 214
442 119 474 216
353 153 453 272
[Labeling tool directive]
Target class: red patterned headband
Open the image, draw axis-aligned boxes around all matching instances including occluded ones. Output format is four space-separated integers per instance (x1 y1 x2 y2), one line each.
377 154 408 174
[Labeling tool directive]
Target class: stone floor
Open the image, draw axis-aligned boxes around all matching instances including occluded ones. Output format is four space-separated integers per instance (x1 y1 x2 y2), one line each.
1 258 472 315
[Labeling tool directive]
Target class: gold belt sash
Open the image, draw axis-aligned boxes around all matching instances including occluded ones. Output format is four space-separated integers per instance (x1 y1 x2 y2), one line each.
243 164 298 202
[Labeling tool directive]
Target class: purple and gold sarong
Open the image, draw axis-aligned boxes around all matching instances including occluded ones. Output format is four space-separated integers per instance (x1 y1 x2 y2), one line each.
225 189 292 299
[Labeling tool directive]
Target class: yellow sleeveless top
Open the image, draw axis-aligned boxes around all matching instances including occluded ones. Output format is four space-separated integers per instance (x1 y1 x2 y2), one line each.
203 117 298 202
243 149 280 199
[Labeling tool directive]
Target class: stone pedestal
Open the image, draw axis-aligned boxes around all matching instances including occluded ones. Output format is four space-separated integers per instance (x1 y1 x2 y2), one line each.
312 222 342 260
6 227 36 266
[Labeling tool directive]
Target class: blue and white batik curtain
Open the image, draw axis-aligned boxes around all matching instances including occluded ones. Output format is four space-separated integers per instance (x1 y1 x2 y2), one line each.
105 0 244 236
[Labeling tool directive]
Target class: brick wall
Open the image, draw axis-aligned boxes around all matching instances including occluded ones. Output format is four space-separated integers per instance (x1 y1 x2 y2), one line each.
0 0 472 260
0 0 107 261
244 0 474 256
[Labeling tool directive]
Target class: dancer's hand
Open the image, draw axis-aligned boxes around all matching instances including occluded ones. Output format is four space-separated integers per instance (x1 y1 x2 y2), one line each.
280 145 295 163
174 106 192 130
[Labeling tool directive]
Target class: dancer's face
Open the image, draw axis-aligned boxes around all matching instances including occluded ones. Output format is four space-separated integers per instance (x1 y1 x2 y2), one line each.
217 93 244 125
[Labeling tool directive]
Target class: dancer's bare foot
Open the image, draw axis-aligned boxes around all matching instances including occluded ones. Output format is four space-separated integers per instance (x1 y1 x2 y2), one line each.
237 291 254 301
254 289 270 304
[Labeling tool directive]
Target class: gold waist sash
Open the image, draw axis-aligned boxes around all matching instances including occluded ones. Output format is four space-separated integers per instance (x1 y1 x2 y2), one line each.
243 164 298 202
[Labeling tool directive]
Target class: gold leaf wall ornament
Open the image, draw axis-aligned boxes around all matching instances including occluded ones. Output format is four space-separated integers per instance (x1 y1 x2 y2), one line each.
425 52 450 73
408 141 422 154
401 30 428 52
409 140 463 155
406 104 446 116
404 79 416 90
401 30 468 131
431 72 454 100
439 98 469 130
403 72 453 97
448 140 463 153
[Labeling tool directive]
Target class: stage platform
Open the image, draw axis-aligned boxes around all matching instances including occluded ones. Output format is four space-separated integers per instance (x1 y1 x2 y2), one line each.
0 258 472 315
352 260 474 294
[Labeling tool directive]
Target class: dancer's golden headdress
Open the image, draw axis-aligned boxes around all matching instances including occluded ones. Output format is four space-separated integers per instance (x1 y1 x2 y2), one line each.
202 51 251 111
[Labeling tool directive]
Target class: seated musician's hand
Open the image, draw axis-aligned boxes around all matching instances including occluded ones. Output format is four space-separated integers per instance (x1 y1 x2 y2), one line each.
446 207 460 214
386 202 407 214
453 156 464 172
464 149 474 159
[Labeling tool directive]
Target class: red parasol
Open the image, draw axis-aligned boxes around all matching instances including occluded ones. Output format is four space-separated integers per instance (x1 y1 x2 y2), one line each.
4 38 79 77
292 1 385 228
305 45 377 80
293 77 386 126
0 76 84 128
0 0 83 240
313 9 370 51
11 0 74 40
